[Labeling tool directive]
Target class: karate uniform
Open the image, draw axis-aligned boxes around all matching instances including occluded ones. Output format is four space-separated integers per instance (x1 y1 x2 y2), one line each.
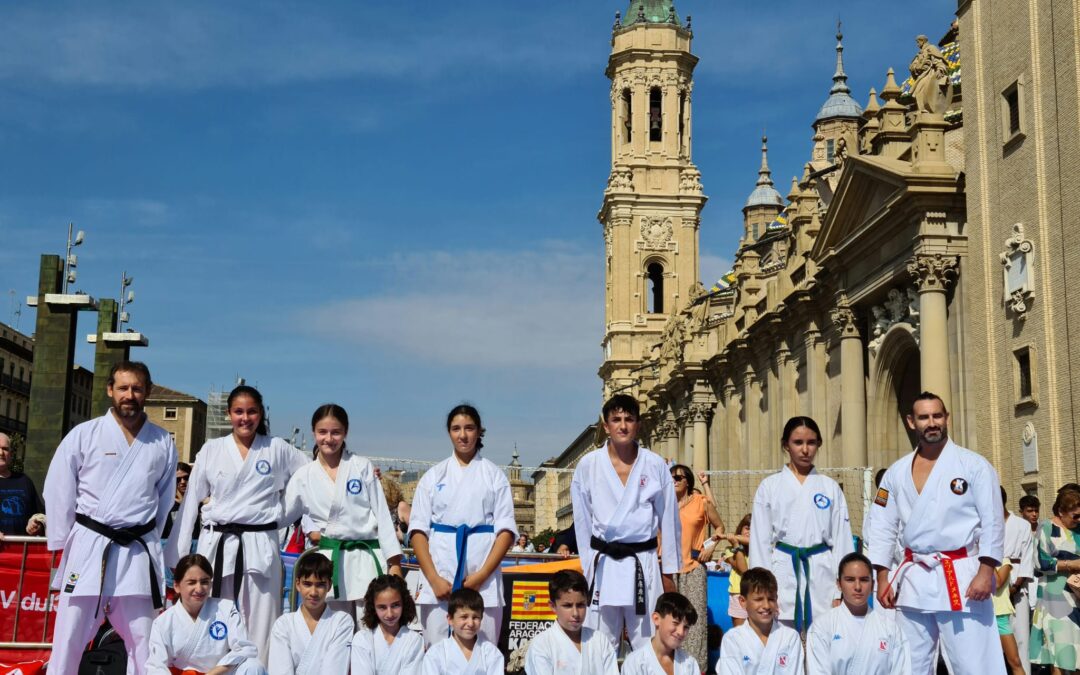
407 455 517 646
619 643 701 675
805 604 910 675
867 439 1006 675
351 624 424 675
570 444 680 651
523 623 618 675
420 635 504 675
1003 512 1035 675
749 466 854 631
44 412 178 675
148 598 266 674
267 607 354 675
717 622 805 675
165 434 308 663
282 451 402 616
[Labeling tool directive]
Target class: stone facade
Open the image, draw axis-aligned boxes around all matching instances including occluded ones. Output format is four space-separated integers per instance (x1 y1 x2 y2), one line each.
145 384 208 464
597 4 1080 510
0 322 33 439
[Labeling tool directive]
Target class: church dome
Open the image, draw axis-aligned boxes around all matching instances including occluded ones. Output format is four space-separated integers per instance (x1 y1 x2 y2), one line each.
744 135 784 209
621 1 681 26
815 28 863 122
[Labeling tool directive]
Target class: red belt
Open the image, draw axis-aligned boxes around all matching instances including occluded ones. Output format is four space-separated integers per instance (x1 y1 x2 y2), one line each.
893 547 969 611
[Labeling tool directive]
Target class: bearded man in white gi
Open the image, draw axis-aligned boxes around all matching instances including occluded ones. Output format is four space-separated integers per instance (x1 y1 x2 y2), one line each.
44 361 178 675
868 392 1006 675
570 393 681 651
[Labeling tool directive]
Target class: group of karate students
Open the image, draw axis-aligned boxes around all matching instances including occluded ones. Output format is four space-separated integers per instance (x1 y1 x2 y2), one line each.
38 358 1015 675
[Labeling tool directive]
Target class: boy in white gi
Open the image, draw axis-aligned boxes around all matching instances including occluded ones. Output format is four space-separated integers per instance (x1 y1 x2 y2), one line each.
351 574 424 675
869 392 1006 675
421 588 504 675
1005 492 1037 675
524 569 618 674
44 361 178 675
268 553 354 675
282 404 402 619
718 568 804 675
620 592 702 675
750 416 854 633
148 554 265 674
570 394 681 651
806 552 910 674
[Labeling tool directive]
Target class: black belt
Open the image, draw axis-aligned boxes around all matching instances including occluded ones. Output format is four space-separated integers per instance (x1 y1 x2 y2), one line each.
74 513 160 617
588 535 657 615
207 522 278 601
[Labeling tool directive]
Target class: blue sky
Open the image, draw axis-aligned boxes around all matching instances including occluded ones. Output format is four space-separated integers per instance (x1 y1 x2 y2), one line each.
0 1 956 467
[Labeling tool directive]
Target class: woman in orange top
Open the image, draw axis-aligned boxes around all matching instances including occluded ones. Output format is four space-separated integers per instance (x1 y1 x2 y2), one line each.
670 463 725 668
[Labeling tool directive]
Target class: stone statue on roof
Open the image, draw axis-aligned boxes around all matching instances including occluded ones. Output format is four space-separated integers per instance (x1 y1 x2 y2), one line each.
910 35 948 115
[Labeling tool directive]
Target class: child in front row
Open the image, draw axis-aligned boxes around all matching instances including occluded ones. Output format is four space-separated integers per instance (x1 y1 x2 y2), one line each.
620 592 702 675
268 552 354 675
148 554 266 675
422 588 504 675
352 574 425 675
718 568 804 675
524 569 618 674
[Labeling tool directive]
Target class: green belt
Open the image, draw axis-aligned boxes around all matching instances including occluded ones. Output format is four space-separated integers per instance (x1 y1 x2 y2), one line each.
318 537 382 599
775 540 831 632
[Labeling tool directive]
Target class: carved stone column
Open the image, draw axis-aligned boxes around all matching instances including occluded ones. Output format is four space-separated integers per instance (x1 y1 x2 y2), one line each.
907 254 958 412
744 366 763 469
830 305 867 467
719 381 737 471
663 412 680 461
677 408 693 466
689 402 713 472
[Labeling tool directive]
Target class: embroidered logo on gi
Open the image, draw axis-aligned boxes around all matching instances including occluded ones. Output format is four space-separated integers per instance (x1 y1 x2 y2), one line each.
813 493 831 509
64 572 79 593
832 633 842 641
950 478 968 495
593 590 600 606
778 654 788 667
255 459 271 475
640 476 648 488
209 621 227 640
874 487 890 507
742 656 751 663
435 482 446 492
878 639 889 652
346 479 362 495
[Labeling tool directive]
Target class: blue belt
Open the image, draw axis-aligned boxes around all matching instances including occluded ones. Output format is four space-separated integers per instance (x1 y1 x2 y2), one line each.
431 522 495 591
775 541 831 632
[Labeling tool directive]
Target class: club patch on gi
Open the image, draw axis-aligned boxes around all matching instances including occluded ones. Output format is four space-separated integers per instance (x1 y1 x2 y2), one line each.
878 639 889 652
346 479 362 495
209 620 228 640
64 572 79 593
640 475 648 488
255 459 271 475
950 478 968 495
813 493 831 509
874 487 890 507
778 653 789 667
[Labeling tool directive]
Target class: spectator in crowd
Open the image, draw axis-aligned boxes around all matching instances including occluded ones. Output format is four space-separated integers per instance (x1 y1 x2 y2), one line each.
0 432 45 537
1030 485 1080 674
670 463 724 667
1004 488 1036 675
720 514 751 627
381 475 411 546
511 533 535 553
161 462 200 541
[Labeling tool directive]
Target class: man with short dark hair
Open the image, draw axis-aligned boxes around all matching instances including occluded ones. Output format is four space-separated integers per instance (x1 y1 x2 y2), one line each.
868 392 1005 675
571 393 681 651
44 361 177 675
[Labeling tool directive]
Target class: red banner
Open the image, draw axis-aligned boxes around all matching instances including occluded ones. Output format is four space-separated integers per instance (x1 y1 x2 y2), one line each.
0 539 60 662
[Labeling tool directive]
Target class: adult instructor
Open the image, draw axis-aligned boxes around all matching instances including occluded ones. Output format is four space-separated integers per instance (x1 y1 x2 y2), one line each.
44 361 177 675
868 392 1005 675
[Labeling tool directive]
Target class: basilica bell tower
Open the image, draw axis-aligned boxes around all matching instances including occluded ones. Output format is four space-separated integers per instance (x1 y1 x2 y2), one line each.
598 1 706 399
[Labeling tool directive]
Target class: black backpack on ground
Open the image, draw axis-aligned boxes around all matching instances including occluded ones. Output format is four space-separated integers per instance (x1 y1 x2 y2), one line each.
75 621 127 675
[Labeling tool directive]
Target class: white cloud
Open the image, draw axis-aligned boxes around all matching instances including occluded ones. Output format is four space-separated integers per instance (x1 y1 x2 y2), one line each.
301 244 604 370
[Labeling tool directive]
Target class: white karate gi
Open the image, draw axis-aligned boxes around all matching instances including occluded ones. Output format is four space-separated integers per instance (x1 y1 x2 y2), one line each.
267 607 354 675
523 624 618 675
620 643 701 675
166 434 308 663
282 451 402 615
1003 512 1034 675
420 635 504 675
750 466 854 631
570 444 680 651
717 622 805 675
148 598 266 674
407 455 517 646
44 412 178 675
351 624 424 675
867 439 1005 675
805 604 910 675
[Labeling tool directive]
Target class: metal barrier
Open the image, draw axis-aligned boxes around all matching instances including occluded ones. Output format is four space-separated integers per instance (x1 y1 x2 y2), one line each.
0 535 57 650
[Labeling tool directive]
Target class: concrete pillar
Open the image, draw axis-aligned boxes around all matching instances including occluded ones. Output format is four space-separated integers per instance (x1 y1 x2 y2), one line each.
90 299 127 417
830 306 867 467
907 254 959 412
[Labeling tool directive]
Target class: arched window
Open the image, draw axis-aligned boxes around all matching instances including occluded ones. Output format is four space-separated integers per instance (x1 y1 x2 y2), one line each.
649 87 663 142
678 91 687 152
647 262 665 313
622 90 633 144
